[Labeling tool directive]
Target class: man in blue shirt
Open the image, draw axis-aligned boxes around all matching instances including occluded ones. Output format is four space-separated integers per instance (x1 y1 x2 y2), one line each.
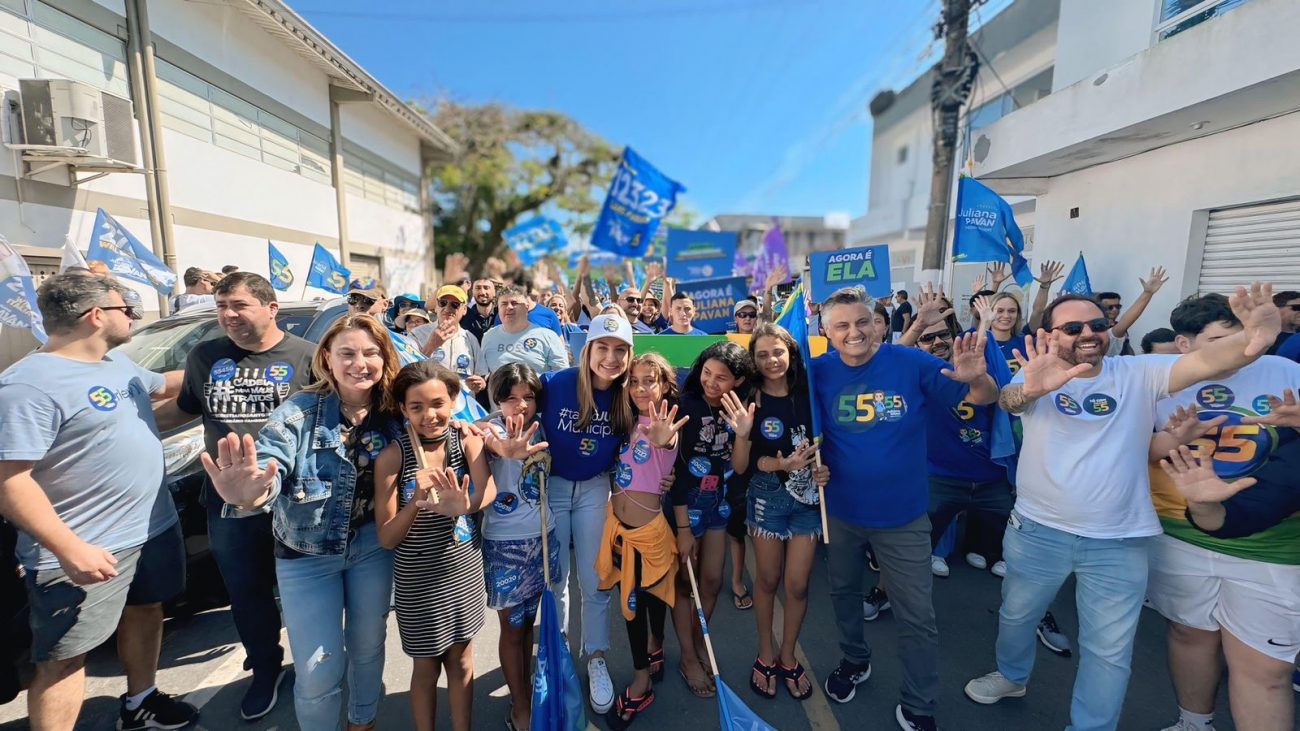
812 287 996 729
661 292 709 336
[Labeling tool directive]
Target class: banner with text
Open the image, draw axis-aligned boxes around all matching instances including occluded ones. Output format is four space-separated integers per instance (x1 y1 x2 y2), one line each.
504 216 567 266
665 228 736 281
590 146 685 258
675 275 748 334
808 244 892 303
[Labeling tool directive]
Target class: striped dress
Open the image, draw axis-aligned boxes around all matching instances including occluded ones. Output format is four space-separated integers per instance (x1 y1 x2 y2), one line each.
393 428 486 657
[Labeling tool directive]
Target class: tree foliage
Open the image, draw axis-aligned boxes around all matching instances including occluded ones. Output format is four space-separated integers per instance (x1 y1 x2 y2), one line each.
426 101 617 275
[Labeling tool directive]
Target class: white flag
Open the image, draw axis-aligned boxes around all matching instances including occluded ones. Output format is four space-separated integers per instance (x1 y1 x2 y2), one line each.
60 236 89 272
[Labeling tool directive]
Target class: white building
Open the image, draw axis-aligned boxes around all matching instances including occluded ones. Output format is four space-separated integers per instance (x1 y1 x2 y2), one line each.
704 214 849 264
972 0 1300 333
0 0 454 365
849 0 1059 302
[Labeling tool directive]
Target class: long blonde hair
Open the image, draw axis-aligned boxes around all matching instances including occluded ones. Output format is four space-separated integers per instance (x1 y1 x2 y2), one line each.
304 314 401 414
989 292 1024 335
575 337 634 436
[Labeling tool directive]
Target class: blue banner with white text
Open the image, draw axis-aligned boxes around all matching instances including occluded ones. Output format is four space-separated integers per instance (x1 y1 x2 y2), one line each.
952 177 1032 287
505 216 568 266
675 275 748 334
808 244 892 303
665 228 736 282
591 147 684 258
267 241 294 292
86 208 177 295
0 238 46 342
306 243 350 294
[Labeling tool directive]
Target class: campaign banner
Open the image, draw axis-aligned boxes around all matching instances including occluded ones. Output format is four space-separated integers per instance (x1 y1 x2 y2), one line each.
675 275 748 334
267 241 294 292
748 219 792 293
306 243 350 294
952 177 1031 287
504 216 567 266
567 332 829 370
86 208 177 294
808 244 892 303
665 229 736 281
590 147 684 258
0 237 46 342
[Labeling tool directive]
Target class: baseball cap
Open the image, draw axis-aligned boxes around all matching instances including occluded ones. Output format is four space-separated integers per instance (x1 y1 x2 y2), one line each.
347 278 387 299
586 314 634 346
436 284 468 304
733 299 758 315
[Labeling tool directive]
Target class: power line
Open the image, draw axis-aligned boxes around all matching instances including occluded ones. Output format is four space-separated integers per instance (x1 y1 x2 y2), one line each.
294 1 808 25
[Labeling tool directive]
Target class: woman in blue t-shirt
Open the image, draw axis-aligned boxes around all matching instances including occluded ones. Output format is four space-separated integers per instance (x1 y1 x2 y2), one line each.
987 292 1030 374
535 314 636 714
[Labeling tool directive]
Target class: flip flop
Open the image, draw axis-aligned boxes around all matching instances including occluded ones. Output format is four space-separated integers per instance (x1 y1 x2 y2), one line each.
778 662 814 701
749 657 778 699
732 588 754 611
679 664 716 699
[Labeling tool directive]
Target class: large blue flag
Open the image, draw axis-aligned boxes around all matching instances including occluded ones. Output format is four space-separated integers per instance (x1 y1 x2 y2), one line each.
531 589 587 731
267 241 294 292
505 216 568 266
776 283 821 440
0 237 46 343
591 147 684 259
952 178 1031 288
306 243 350 294
1061 253 1092 296
86 208 177 295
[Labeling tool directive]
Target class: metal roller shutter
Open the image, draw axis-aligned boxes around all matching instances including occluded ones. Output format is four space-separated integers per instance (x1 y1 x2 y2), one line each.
1198 199 1300 296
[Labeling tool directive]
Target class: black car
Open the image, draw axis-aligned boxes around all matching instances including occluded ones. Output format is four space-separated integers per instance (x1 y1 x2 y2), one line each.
1 298 347 703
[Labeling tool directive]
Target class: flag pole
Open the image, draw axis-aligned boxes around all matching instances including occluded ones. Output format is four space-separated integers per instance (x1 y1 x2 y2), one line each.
685 558 721 679
405 420 437 505
540 453 551 589
803 262 830 546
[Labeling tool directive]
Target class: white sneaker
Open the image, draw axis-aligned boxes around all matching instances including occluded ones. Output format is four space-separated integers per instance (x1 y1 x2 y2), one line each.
1160 720 1216 731
587 657 614 714
965 552 988 570
930 556 950 577
990 560 1007 578
964 671 1027 704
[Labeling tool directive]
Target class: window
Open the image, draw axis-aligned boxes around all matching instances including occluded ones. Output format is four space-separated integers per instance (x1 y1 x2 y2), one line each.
1156 0 1252 41
343 150 420 213
0 1 128 97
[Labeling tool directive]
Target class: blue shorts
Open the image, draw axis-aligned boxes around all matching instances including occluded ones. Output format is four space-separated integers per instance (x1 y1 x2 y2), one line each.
746 472 823 540
672 484 731 538
483 531 559 628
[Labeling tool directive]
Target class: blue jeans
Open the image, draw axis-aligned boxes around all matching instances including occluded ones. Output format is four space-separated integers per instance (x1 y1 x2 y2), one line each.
207 502 283 673
996 510 1151 731
276 522 394 731
548 473 611 656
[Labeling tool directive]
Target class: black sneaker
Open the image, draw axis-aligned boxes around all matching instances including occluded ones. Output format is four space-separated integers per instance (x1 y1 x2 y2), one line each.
1036 611 1073 658
896 704 938 730
241 665 287 721
118 690 198 730
824 659 871 704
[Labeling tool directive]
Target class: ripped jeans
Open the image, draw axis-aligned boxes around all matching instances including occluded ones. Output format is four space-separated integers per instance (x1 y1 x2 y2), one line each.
745 472 822 540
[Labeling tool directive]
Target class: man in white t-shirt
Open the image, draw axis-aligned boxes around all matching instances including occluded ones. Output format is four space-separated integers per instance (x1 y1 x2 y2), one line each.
963 285 1281 731
414 284 486 395
480 285 568 375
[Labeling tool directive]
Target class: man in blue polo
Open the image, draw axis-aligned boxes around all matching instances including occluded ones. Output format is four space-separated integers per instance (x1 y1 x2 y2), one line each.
812 287 998 731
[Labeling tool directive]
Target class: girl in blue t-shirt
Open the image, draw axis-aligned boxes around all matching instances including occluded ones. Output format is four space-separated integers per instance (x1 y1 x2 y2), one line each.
988 292 1030 374
669 341 755 698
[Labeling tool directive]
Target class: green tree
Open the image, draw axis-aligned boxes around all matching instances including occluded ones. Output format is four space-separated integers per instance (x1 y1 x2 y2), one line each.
427 101 617 275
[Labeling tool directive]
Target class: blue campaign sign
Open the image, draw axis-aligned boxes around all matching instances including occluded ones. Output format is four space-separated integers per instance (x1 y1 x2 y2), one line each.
675 275 748 334
808 244 892 303
267 241 294 292
86 208 177 294
0 238 46 342
505 216 567 266
306 243 350 294
591 147 684 259
665 229 736 281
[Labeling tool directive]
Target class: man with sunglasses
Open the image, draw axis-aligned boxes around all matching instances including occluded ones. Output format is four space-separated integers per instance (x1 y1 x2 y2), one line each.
346 279 425 366
1268 289 1300 356
616 286 655 333
1095 266 1169 357
731 299 759 335
965 285 1282 731
0 273 197 731
413 284 486 395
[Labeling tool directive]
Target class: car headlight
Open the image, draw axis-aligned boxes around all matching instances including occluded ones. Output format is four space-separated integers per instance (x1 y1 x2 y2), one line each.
163 425 206 475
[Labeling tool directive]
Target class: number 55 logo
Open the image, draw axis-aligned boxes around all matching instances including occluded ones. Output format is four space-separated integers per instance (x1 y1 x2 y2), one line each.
1196 385 1235 409
87 385 118 411
578 438 598 455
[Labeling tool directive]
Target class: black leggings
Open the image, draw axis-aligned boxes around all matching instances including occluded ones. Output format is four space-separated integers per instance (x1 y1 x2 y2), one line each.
624 551 669 671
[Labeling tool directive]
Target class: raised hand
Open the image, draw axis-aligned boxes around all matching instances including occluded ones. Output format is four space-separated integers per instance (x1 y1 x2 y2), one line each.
1013 330 1094 397
987 262 1010 290
424 318 459 350
645 399 689 447
444 252 470 281
646 259 664 282
971 294 995 334
486 256 508 280
1162 405 1228 444
765 262 789 291
415 467 473 515
482 415 548 460
1229 282 1282 357
199 433 279 509
970 272 987 295
576 254 591 279
720 391 755 439
1161 445 1255 505
943 331 989 383
916 283 955 328
1241 388 1300 428
1037 260 1064 285
1140 266 1169 295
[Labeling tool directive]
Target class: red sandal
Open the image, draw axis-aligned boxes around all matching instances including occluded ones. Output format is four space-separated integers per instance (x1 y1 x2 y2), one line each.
750 657 778 699
648 648 665 683
779 662 814 701
605 687 655 731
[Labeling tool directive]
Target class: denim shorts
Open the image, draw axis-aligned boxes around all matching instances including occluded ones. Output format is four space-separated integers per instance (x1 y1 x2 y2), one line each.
746 472 823 540
671 483 731 538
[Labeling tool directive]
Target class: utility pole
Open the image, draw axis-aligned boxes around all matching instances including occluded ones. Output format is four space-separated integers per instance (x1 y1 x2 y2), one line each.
921 0 980 279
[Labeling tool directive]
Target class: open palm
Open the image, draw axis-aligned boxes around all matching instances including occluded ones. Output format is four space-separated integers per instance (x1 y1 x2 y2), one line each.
1014 331 1093 397
199 433 279 508
1161 445 1256 505
1229 282 1282 357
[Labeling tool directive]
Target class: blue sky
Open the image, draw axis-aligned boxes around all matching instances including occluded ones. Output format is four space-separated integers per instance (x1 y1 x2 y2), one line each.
296 1 999 220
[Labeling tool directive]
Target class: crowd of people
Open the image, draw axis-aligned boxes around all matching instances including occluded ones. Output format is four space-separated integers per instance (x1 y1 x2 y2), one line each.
0 251 1298 731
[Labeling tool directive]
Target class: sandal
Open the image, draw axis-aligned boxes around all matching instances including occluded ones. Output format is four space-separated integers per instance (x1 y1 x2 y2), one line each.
732 588 754 611
749 657 778 699
778 662 814 701
679 663 716 699
605 687 655 730
648 648 665 683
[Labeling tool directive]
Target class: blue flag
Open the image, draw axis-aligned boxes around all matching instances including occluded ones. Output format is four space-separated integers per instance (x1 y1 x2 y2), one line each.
591 147 684 258
267 241 294 292
531 586 588 731
952 178 1032 288
86 208 177 295
0 238 47 343
776 284 821 440
306 243 350 294
505 216 568 266
1061 253 1092 296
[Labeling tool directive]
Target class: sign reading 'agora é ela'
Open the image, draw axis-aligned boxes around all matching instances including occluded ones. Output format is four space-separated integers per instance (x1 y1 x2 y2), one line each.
807 244 892 302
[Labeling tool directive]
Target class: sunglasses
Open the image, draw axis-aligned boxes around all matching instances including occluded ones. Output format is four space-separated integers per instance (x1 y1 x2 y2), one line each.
347 294 377 308
735 311 757 319
1054 318 1111 336
918 331 953 344
437 298 462 309
81 304 143 320
1102 303 1123 311
622 296 642 304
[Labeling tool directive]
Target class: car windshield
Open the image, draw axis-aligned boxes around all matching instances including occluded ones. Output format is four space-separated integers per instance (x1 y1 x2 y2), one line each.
115 311 320 373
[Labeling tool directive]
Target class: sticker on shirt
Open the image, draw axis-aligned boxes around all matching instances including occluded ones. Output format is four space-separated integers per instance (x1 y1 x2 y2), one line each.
210 358 237 382
432 348 446 363
1082 394 1117 417
87 385 119 411
523 337 540 351
1196 384 1235 410
688 456 712 478
453 515 475 542
1187 410 1278 480
265 362 294 384
1055 394 1083 416
456 354 471 373
578 438 599 456
401 478 418 504
717 500 730 519
832 387 908 431
359 431 388 459
627 590 638 613
1252 394 1273 414
493 493 519 515
700 475 720 492
632 440 652 464
760 417 785 440
615 462 634 488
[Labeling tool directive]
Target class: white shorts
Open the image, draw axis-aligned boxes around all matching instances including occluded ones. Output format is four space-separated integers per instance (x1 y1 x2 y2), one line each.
1148 534 1300 662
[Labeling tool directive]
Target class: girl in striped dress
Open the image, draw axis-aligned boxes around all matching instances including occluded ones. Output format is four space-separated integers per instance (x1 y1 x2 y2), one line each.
375 361 496 731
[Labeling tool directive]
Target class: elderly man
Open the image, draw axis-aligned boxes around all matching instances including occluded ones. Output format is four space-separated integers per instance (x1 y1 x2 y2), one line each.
731 299 759 335
0 273 195 731
415 284 486 395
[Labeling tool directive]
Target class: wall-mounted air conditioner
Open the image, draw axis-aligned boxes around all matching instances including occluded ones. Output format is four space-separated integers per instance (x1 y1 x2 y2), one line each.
17 79 137 165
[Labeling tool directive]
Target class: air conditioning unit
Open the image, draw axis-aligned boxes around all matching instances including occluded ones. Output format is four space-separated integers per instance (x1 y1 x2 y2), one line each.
18 79 137 164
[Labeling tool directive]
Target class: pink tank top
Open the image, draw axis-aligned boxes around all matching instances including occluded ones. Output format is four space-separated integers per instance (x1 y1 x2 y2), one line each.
613 415 678 495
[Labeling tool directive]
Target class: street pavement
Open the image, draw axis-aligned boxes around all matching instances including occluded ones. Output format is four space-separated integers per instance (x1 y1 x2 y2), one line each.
2 543 1286 730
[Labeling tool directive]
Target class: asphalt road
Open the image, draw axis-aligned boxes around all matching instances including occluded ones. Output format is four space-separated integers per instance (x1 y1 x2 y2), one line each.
2 544 1288 731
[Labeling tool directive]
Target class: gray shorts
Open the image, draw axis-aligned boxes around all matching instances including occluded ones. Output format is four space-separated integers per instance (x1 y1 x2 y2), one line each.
26 522 185 663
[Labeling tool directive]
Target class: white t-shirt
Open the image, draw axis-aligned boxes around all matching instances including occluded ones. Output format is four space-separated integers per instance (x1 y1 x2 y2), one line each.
410 325 483 378
1013 354 1179 539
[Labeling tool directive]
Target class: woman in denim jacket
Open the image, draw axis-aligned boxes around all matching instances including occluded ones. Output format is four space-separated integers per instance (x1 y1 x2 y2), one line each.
202 314 402 731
